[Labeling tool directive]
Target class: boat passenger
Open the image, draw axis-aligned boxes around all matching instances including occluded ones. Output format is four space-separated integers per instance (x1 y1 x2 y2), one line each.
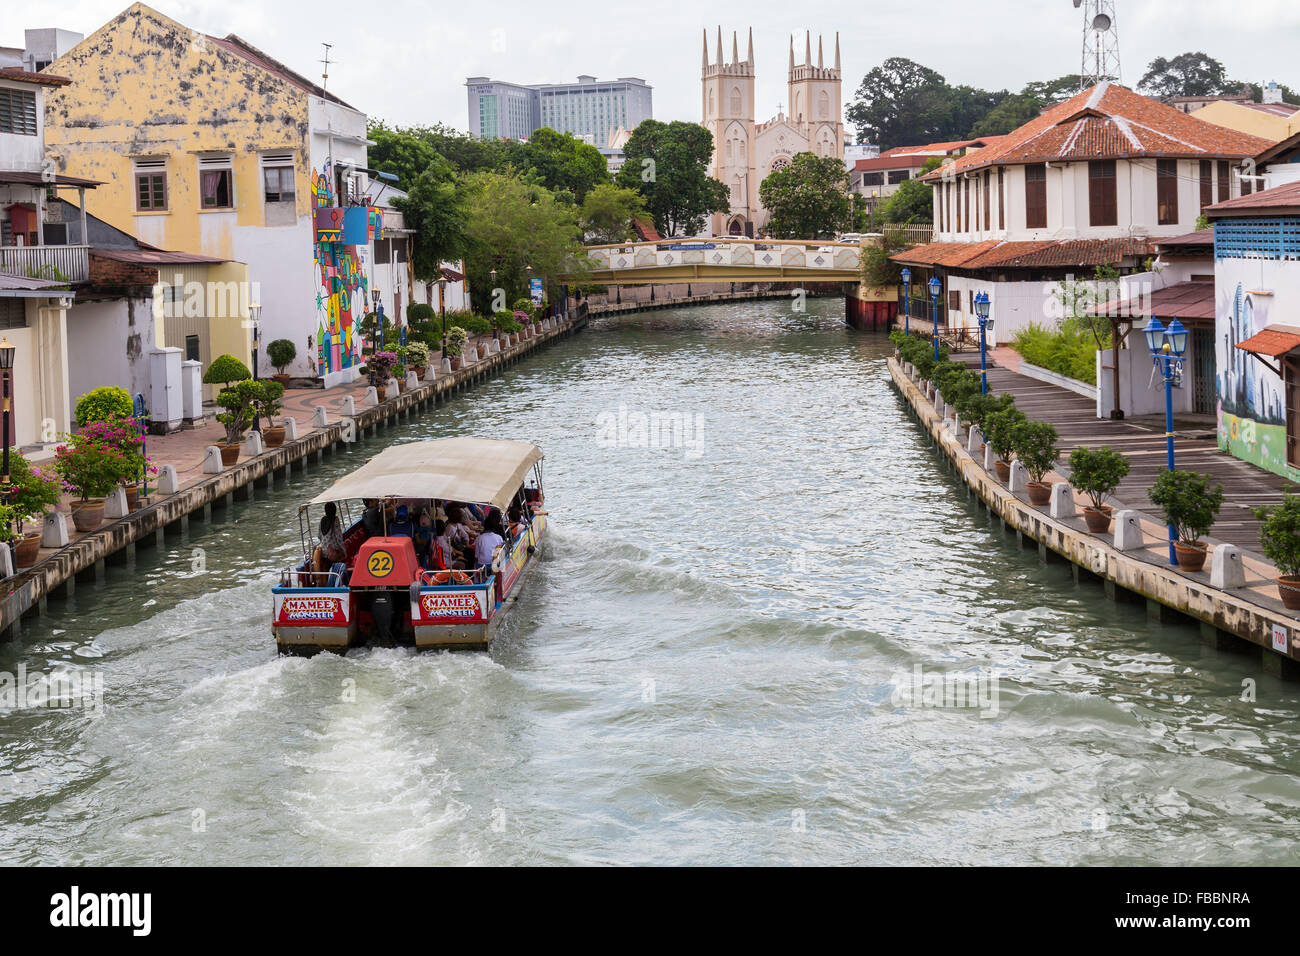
319 502 347 565
474 512 506 572
432 520 454 570
362 498 386 537
389 505 415 538
507 501 529 539
413 527 434 568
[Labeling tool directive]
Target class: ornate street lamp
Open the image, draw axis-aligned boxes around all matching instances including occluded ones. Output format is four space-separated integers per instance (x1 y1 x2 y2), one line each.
0 337 12 505
371 290 384 353
927 274 942 361
1144 316 1189 566
901 267 912 336
974 290 992 395
249 301 261 382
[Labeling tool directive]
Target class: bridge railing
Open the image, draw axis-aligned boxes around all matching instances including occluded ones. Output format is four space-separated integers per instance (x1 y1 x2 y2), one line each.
584 237 863 273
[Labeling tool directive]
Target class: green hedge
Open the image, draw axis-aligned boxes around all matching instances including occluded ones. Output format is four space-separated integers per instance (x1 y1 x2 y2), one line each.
1010 319 1109 386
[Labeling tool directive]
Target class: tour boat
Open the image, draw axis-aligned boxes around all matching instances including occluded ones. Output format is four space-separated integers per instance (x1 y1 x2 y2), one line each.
272 437 547 654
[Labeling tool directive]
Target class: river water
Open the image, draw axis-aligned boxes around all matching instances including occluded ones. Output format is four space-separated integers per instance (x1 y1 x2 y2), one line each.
2 297 1299 866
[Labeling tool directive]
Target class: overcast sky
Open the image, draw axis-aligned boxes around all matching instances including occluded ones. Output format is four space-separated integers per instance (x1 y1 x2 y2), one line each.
18 0 1300 134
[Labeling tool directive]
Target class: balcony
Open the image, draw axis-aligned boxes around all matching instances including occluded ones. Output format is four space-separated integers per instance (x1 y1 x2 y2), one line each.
0 244 89 284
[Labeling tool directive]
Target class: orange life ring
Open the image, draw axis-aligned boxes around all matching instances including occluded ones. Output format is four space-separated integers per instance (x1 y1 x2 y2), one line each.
427 569 472 585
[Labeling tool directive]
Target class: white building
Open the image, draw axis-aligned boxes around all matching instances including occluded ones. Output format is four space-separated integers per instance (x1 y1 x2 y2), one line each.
896 82 1272 351
701 27 844 237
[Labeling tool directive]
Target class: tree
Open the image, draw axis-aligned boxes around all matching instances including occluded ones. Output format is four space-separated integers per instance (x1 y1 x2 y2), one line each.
615 119 728 237
460 171 587 312
847 58 952 147
503 127 609 204
580 183 647 242
393 154 469 284
878 176 934 225
1021 75 1091 105
1139 53 1235 98
758 152 852 239
970 94 1043 137
366 120 446 190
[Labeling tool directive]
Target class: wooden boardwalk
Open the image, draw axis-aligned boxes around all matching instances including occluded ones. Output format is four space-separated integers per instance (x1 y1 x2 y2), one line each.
956 356 1299 552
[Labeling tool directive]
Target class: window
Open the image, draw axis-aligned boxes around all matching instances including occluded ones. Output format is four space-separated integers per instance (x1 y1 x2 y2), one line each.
199 156 233 209
1157 159 1179 225
861 172 884 186
887 169 910 185
983 171 991 230
263 167 295 204
948 290 961 312
184 334 200 362
958 178 965 232
1218 160 1230 203
1088 160 1117 226
1025 164 1047 229
134 159 167 211
1199 160 1213 211
0 299 27 329
0 87 37 136
998 167 1005 230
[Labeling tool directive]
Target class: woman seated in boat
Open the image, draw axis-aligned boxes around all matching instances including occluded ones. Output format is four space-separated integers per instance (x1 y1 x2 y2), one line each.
313 502 347 573
507 501 529 540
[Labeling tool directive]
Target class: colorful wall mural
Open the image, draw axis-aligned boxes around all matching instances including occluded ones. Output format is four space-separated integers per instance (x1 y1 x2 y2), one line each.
1215 255 1300 481
312 162 370 375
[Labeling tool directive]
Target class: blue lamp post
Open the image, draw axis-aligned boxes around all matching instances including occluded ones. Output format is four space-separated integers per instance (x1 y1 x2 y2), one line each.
1144 315 1190 566
927 274 942 361
901 267 911 336
974 290 992 395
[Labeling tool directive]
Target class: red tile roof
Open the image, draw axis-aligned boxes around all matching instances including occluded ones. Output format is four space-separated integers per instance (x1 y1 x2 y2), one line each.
1204 180 1300 215
1089 280 1216 322
1156 228 1214 248
1235 325 1300 358
921 82 1272 182
893 136 1004 156
893 237 1154 270
0 67 71 87
90 249 228 266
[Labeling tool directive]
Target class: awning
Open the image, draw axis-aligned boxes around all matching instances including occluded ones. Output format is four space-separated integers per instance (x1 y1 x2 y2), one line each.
1234 324 1300 358
1090 281 1216 322
308 437 543 511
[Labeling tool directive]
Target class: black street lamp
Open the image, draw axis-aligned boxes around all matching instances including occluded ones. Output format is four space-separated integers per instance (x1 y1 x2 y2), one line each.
0 337 14 504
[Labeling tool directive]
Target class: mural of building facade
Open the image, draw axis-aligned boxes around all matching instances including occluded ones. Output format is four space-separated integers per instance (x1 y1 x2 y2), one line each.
311 162 371 376
701 27 844 236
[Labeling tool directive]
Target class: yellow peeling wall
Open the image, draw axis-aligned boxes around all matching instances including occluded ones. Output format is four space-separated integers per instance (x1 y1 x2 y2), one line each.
40 3 313 259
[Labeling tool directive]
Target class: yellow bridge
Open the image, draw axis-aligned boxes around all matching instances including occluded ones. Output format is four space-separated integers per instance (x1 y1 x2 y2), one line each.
576 238 866 285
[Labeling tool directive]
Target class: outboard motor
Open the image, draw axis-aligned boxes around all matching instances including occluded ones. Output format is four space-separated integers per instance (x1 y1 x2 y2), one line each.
370 593 394 645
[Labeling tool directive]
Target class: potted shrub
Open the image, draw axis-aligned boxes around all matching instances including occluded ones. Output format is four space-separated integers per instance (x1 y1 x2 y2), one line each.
367 351 397 400
267 339 296 386
1254 495 1300 609
984 408 1026 483
7 454 61 566
1068 446 1131 533
1011 419 1060 506
255 380 287 447
74 386 133 428
203 353 252 391
214 380 259 465
1148 470 1223 573
445 327 468 370
406 341 430 377
79 418 149 511
54 432 135 531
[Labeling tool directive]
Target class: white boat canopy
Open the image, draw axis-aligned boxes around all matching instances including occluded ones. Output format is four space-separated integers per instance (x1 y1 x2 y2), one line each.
308 437 543 512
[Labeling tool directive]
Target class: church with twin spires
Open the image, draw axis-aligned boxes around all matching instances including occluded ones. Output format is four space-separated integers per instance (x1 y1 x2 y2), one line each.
701 27 845 237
